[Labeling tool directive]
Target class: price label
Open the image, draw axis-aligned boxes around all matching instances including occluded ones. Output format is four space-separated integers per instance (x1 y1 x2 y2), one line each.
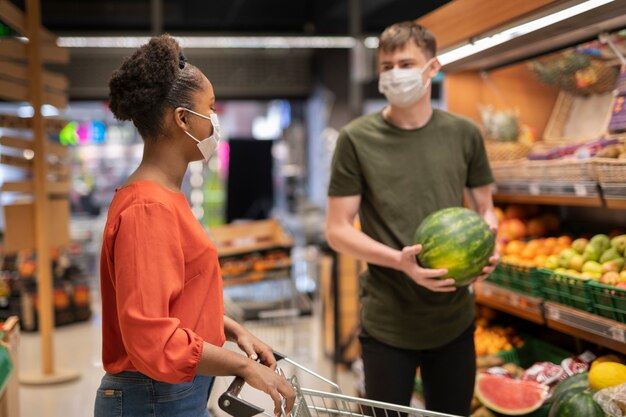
609 326 626 343
574 184 588 196
529 184 541 195
547 307 560 321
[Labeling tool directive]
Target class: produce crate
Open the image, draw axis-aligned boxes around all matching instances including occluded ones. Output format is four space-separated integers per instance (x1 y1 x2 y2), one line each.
543 90 614 143
537 269 594 312
209 219 293 258
587 281 626 324
488 263 543 297
498 336 572 368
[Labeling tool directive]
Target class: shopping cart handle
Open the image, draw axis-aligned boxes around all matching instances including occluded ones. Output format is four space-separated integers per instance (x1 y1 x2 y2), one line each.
218 351 287 417
219 377 264 417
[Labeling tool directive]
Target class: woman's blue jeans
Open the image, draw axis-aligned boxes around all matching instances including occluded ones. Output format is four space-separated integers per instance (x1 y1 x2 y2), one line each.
94 371 215 417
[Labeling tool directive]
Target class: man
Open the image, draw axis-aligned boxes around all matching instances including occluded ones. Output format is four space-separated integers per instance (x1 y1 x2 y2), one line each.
325 21 499 416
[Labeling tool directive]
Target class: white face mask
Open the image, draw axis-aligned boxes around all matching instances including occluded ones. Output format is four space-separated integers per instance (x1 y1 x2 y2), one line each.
181 108 221 162
378 58 435 107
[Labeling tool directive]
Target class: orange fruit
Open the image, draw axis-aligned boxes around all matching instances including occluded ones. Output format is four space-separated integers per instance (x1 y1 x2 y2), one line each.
521 246 537 260
544 237 558 248
534 255 548 267
505 240 525 255
557 235 572 246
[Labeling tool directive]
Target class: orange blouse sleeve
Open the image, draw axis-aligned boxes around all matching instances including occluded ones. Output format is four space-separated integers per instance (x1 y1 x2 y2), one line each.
112 202 203 383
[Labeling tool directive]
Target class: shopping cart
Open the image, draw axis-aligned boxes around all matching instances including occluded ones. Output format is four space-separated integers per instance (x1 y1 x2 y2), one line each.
218 352 462 417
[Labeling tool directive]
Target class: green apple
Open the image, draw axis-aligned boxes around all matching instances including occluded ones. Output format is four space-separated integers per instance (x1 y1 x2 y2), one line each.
571 238 588 254
559 248 578 268
610 234 626 253
544 255 559 270
582 260 603 274
600 247 621 264
583 245 600 263
590 234 610 253
568 254 585 272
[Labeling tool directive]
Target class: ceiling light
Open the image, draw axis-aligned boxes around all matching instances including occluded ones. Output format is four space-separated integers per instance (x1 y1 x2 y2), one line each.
437 0 615 65
57 36 356 49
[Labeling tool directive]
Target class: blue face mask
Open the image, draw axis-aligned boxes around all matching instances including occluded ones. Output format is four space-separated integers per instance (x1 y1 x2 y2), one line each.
181 108 221 161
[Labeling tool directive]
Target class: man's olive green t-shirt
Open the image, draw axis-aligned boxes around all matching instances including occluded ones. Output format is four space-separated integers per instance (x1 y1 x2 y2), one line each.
328 109 494 350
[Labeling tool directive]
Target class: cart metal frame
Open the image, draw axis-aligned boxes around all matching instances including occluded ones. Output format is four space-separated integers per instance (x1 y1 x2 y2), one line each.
218 352 462 417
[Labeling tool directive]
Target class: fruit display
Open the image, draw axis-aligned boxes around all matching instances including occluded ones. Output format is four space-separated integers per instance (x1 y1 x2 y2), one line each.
475 322 524 356
495 205 561 243
595 142 626 159
548 373 604 417
219 249 291 279
414 207 495 286
544 233 626 287
501 236 572 268
474 373 548 415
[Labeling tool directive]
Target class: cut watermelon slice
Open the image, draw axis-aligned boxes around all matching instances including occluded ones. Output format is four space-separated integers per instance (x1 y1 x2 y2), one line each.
475 373 549 416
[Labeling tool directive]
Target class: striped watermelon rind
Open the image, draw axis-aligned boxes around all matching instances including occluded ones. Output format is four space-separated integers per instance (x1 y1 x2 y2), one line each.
551 373 589 401
548 388 604 417
414 207 495 286
549 373 604 417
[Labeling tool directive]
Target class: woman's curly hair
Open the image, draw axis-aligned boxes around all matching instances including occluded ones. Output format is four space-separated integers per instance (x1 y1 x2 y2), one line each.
108 35 204 139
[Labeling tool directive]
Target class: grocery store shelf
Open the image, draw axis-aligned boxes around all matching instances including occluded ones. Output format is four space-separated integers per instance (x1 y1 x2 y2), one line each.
544 302 626 355
493 193 603 207
493 181 604 207
222 268 292 287
605 198 626 210
475 282 545 325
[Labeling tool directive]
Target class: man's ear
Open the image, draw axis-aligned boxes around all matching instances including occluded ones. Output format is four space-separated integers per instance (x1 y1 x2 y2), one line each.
429 58 442 77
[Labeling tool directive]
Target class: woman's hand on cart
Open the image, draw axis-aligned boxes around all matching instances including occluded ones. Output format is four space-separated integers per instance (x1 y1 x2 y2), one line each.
236 330 278 370
241 360 296 416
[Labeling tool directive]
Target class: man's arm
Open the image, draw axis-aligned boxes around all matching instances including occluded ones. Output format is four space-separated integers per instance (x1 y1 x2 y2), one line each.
325 195 455 292
467 184 498 231
467 184 500 282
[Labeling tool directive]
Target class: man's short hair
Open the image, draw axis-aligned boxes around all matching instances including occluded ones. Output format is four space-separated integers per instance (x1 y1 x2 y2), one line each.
378 21 437 59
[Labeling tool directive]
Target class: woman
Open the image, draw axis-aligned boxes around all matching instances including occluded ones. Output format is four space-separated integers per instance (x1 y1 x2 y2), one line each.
95 35 295 417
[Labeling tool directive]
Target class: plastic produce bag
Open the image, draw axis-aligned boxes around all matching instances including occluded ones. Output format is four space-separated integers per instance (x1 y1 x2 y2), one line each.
594 382 626 417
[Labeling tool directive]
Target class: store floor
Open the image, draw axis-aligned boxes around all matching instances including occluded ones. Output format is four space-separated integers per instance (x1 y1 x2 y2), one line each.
18 301 358 417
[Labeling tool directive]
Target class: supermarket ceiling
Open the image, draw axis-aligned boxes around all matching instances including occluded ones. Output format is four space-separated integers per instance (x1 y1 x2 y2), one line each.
9 0 452 35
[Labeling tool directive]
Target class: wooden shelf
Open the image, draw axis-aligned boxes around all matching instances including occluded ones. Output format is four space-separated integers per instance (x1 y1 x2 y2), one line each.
544 302 626 355
475 282 544 325
493 193 603 207
476 282 626 354
606 198 626 210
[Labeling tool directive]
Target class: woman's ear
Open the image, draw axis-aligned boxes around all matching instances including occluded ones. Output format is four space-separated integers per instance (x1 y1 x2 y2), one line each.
174 107 188 130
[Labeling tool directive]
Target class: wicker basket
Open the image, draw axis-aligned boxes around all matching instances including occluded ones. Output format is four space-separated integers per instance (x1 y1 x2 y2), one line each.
528 53 619 96
544 91 615 142
485 141 531 161
592 157 626 184
490 159 528 182
524 159 596 183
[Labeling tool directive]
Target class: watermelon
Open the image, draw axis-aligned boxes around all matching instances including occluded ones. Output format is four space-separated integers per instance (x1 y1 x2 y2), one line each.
475 374 549 416
548 389 603 417
414 207 495 286
549 372 604 417
551 373 589 401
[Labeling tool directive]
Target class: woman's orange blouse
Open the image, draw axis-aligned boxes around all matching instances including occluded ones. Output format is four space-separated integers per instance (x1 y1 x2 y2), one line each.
100 180 225 383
